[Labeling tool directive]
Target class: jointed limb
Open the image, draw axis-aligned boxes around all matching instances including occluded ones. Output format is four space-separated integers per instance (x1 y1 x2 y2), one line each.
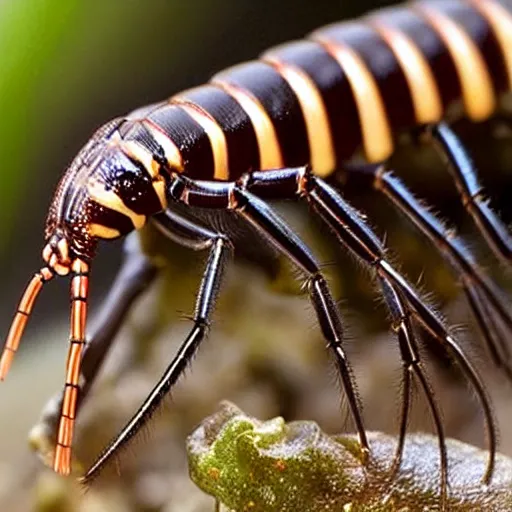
234 167 495 484
82 209 232 483
342 162 512 380
169 175 370 458
30 233 158 463
425 123 512 264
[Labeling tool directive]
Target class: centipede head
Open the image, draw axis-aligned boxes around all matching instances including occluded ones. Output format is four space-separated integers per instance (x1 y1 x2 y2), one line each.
0 122 121 382
0 116 166 473
0 117 156 383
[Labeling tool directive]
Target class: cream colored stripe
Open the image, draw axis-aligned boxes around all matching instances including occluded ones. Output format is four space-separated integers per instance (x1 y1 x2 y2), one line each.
312 35 393 163
141 119 184 172
263 55 336 177
110 133 168 209
369 20 443 124
87 181 146 229
470 0 512 90
173 99 229 180
88 224 121 239
415 3 495 121
152 179 168 210
212 79 283 170
118 139 160 178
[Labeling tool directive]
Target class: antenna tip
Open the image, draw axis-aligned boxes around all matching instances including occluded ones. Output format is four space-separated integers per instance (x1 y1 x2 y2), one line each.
54 445 72 476
0 350 14 380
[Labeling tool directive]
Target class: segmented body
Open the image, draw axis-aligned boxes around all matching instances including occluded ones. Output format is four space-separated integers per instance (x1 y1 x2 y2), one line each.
99 0 512 213
2 0 512 501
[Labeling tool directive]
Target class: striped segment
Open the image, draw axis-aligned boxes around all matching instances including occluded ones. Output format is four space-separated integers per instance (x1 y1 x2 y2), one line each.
263 52 336 177
260 40 363 164
120 0 511 183
172 97 229 180
368 18 444 124
311 28 394 163
414 1 496 121
470 0 512 90
178 85 260 174
431 0 510 94
214 61 311 168
212 80 283 172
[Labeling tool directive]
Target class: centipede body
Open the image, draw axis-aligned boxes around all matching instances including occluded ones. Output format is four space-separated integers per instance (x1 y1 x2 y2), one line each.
1 1 512 507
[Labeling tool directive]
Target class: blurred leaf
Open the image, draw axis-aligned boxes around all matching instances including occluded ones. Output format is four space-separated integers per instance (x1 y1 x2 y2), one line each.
0 0 81 248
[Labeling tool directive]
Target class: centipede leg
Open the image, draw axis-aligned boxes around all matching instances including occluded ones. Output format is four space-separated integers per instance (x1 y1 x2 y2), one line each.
341 163 512 379
30 233 158 467
239 169 448 496
82 209 232 483
424 123 512 264
378 277 447 506
234 189 370 459
236 167 495 484
306 175 496 484
168 176 370 460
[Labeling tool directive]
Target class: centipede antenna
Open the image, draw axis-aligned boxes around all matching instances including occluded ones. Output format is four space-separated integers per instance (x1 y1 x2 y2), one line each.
53 259 90 476
0 267 54 380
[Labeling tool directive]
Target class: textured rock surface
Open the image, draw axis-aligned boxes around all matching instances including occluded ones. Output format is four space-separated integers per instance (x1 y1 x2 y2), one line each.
188 402 512 511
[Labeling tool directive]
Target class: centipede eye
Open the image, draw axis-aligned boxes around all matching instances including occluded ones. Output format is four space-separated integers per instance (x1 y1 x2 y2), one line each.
0 267 54 380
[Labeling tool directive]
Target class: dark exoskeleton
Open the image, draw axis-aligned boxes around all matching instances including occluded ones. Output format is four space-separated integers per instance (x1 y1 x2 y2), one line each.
1 2 511 509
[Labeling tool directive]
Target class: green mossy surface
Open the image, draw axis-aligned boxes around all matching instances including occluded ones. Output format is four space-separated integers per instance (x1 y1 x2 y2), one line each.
188 402 512 512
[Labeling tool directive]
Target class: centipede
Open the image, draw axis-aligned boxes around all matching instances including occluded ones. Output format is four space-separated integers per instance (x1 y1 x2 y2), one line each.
1 0 511 507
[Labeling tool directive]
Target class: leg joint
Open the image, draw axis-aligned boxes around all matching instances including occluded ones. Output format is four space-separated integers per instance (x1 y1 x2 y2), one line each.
239 166 311 200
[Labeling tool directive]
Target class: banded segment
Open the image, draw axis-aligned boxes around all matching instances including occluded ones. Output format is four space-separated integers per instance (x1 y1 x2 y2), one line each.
431 0 510 95
367 18 443 124
147 103 215 180
370 6 462 114
176 85 260 178
311 28 394 163
213 61 310 169
107 111 184 191
414 1 495 120
469 0 512 91
262 40 363 164
171 97 229 180
212 80 283 171
314 22 417 133
263 45 335 177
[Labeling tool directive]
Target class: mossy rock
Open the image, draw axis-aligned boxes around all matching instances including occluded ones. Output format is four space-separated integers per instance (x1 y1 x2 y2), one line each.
187 402 512 511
